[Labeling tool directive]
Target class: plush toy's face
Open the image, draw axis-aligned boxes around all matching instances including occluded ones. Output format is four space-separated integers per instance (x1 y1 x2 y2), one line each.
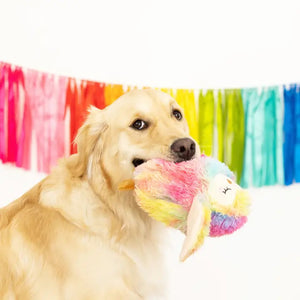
208 173 249 217
208 174 241 206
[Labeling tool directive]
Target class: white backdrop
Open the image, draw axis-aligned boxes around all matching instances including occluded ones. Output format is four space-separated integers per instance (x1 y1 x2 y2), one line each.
1 0 300 89
1 1 300 299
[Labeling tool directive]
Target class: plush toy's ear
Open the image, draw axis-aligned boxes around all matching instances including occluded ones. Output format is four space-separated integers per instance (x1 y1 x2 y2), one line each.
73 106 108 176
180 194 211 262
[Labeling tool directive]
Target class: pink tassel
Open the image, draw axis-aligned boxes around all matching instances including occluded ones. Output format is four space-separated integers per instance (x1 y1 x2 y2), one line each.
38 72 54 172
16 68 30 169
7 67 18 163
0 63 7 163
24 70 67 173
20 69 38 170
16 95 31 170
24 69 42 171
54 76 67 161
41 73 67 172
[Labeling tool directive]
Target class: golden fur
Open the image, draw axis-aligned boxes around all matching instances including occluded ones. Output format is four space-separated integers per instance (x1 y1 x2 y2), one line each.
0 89 199 299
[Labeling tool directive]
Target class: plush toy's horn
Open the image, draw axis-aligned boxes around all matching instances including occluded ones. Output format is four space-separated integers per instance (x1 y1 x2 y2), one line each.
179 194 211 262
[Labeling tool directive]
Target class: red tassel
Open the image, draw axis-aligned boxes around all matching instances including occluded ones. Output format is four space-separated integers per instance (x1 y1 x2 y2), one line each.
65 79 106 154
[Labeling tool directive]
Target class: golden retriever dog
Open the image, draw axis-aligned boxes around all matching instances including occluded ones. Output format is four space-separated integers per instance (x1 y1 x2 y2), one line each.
0 89 199 299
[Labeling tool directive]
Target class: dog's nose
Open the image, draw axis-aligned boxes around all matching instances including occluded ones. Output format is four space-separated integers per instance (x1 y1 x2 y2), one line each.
171 138 196 161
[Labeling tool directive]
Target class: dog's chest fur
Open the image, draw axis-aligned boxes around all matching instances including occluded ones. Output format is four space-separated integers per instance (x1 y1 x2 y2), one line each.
2 170 167 299
34 231 165 299
33 182 167 299
11 208 166 300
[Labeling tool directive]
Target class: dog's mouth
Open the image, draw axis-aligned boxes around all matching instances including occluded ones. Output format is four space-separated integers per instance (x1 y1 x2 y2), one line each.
132 156 195 168
132 158 146 167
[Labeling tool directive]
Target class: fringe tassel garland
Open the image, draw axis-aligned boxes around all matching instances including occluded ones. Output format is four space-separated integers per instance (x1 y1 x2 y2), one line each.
0 61 299 187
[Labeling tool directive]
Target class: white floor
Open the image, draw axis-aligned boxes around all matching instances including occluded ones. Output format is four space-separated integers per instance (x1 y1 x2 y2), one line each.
1 163 300 300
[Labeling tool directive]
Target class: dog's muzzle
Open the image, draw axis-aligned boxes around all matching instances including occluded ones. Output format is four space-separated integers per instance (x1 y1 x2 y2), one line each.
132 138 195 167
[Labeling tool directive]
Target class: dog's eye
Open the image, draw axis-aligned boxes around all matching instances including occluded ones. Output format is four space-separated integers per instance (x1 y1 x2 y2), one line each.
131 119 149 130
173 109 182 120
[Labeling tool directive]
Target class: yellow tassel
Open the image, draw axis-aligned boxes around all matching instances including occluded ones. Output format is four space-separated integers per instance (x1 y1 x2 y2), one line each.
104 84 124 106
175 89 199 143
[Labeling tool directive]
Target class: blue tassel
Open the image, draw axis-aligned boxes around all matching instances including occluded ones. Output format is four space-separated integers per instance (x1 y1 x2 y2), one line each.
295 85 300 183
283 85 296 185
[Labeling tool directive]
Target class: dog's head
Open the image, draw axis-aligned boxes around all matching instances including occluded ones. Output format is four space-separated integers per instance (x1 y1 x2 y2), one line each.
75 89 200 194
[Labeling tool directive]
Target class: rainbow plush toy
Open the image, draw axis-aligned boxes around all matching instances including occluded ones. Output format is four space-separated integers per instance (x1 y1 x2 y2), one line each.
119 155 251 261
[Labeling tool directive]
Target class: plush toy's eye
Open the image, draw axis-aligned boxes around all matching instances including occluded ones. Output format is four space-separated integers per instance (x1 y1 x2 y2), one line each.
208 174 238 207
173 109 182 120
222 187 231 194
131 119 149 130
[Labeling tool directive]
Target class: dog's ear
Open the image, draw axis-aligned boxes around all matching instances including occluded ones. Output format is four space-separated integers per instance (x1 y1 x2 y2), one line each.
73 106 108 176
